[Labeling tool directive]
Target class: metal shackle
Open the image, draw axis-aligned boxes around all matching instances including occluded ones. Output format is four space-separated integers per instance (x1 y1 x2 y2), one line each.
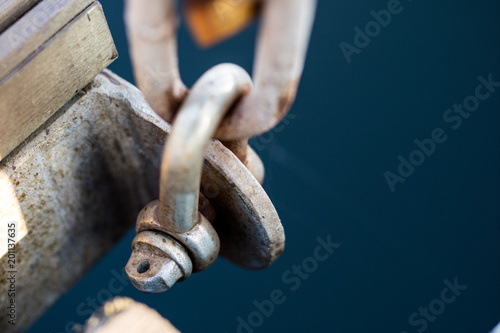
126 63 253 293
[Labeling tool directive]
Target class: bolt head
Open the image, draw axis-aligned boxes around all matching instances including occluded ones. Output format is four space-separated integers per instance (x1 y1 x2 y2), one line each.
125 231 193 293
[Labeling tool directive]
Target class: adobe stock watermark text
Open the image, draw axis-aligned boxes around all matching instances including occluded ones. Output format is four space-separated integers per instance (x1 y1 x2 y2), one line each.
384 73 499 192
339 0 411 64
4 221 18 327
227 235 340 333
400 277 467 333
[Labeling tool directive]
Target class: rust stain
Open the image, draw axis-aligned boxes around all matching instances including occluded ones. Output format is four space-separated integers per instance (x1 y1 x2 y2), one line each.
278 79 299 119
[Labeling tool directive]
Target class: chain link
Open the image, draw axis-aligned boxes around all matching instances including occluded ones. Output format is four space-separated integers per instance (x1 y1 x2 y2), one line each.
125 0 317 140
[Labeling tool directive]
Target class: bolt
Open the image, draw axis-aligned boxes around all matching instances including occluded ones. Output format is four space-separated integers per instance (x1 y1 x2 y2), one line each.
125 230 192 293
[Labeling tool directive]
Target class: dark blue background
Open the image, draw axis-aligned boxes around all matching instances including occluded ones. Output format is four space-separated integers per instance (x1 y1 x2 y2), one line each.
29 0 500 332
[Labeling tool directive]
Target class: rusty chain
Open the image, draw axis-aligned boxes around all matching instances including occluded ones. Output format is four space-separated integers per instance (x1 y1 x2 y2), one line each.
124 0 316 293
125 0 317 140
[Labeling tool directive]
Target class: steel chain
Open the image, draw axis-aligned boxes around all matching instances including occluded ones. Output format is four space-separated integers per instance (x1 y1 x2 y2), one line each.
124 0 316 293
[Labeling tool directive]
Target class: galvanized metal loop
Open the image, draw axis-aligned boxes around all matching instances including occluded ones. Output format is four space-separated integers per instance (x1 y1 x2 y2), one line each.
158 63 252 233
127 64 255 293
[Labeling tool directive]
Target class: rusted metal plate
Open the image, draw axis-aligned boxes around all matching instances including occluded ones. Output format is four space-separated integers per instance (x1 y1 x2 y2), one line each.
202 141 285 268
0 69 283 330
0 71 167 332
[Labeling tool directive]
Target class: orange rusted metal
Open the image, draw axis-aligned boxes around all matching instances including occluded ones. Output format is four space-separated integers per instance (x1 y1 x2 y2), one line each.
184 0 261 48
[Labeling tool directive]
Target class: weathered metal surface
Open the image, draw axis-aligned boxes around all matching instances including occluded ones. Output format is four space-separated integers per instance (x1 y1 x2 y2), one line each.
82 297 180 333
0 69 284 330
158 64 252 234
129 200 220 293
125 0 187 122
126 230 193 293
0 70 166 331
202 140 285 268
0 1 118 160
214 0 318 140
127 64 284 293
125 0 316 140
